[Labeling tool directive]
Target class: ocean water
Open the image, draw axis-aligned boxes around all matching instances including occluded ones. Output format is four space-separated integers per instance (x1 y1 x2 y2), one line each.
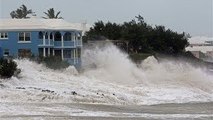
0 44 213 119
0 44 213 105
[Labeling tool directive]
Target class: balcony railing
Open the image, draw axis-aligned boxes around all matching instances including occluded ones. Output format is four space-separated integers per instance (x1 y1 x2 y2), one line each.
54 40 82 48
54 41 62 47
38 39 82 48
38 39 54 47
64 41 75 47
76 40 82 46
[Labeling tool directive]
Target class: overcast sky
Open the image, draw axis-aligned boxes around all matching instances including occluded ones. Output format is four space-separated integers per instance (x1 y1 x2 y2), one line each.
0 0 212 37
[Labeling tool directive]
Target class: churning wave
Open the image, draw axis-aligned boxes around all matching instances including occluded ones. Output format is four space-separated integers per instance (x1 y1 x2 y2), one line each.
0 44 213 105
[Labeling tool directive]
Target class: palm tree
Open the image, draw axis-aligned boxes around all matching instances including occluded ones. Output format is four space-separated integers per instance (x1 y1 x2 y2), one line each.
42 8 63 19
10 4 34 19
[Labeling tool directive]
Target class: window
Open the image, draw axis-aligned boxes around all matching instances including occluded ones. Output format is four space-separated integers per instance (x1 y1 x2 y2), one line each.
19 32 24 41
3 49 9 56
25 32 31 41
0 32 8 39
38 31 43 39
18 49 31 58
19 32 31 42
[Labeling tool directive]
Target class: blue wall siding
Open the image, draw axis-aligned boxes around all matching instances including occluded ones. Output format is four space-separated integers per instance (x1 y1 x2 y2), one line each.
0 30 82 67
0 47 2 57
0 31 40 57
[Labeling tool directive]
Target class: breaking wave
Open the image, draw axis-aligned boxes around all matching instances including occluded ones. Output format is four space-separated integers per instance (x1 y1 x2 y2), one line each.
0 43 213 105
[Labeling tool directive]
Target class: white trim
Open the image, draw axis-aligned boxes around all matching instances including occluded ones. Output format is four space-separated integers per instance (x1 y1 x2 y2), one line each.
43 48 46 57
43 33 45 45
61 49 64 60
48 48 50 56
53 34 55 56
74 49 76 64
53 49 55 56
48 32 51 56
0 38 8 40
74 33 76 47
76 49 78 63
18 41 32 43
61 34 64 47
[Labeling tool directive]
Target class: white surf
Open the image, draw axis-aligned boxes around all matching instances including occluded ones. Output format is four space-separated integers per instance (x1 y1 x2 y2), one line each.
0 44 213 105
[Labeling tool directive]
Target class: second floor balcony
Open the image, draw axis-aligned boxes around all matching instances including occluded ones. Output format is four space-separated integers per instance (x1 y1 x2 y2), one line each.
38 31 82 48
38 39 82 48
38 39 54 47
54 40 82 48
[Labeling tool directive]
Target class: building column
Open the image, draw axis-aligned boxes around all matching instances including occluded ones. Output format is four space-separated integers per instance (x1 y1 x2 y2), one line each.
76 49 78 63
73 49 76 64
61 49 64 60
80 33 83 46
73 33 76 47
71 49 72 59
61 34 64 60
52 32 55 56
48 32 50 56
53 49 55 56
43 32 46 57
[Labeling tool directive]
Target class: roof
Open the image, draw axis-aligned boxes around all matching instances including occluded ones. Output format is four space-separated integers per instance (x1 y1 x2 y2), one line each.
188 36 213 45
0 18 91 31
186 36 213 53
186 46 213 53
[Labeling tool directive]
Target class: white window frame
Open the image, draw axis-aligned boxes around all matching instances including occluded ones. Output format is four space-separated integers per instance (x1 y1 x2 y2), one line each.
0 32 8 39
18 32 31 43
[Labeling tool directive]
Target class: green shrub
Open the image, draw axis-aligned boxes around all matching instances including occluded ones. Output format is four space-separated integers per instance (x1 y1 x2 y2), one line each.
0 58 18 78
42 56 70 70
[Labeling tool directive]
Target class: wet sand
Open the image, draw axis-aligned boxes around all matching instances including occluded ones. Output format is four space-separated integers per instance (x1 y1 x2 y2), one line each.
1 102 213 120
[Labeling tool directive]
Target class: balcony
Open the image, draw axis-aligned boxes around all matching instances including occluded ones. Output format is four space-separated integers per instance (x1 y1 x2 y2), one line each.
54 40 82 48
38 39 82 48
76 40 82 47
54 41 62 47
64 41 75 47
38 39 54 47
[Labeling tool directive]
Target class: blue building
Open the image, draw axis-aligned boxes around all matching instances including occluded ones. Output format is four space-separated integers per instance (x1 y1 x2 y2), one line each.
0 18 83 67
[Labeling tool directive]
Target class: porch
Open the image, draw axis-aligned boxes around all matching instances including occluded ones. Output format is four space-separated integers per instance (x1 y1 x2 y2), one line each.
38 48 81 65
37 31 82 59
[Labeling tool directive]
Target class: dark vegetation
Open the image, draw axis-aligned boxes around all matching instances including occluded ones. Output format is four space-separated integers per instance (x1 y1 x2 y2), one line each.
42 8 63 19
83 15 213 69
10 4 34 19
0 58 18 78
10 4 62 19
84 15 190 56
